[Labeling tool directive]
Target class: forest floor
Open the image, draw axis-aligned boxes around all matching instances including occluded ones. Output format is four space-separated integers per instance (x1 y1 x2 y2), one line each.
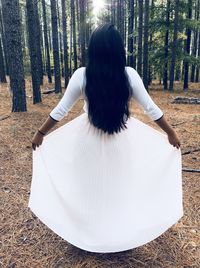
0 77 200 268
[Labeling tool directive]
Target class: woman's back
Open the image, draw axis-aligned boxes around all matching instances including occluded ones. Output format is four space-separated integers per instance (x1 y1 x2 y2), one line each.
49 66 163 124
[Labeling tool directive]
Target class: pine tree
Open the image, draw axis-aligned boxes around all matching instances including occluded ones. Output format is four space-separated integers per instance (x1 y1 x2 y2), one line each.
2 0 27 111
143 0 149 90
50 0 61 93
71 0 77 71
0 34 6 82
169 0 179 91
79 0 86 66
42 0 52 83
137 0 143 76
61 0 69 88
163 0 170 90
127 0 134 67
26 0 42 103
183 0 192 90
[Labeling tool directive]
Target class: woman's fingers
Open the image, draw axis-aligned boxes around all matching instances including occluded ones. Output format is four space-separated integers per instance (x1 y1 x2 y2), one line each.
32 143 36 150
31 134 44 150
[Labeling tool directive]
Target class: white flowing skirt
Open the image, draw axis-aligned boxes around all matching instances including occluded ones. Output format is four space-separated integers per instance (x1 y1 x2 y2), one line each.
28 113 183 253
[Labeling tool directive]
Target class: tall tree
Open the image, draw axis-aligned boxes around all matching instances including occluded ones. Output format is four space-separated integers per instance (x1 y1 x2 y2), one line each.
195 31 200 82
148 0 154 85
0 34 6 82
50 0 61 93
0 6 8 75
57 0 64 77
127 0 134 67
61 0 69 88
42 0 52 83
71 0 78 70
169 0 180 91
133 0 137 69
137 0 143 76
183 0 192 90
2 0 27 111
33 0 43 86
143 0 149 90
79 0 86 66
26 0 42 104
163 0 171 90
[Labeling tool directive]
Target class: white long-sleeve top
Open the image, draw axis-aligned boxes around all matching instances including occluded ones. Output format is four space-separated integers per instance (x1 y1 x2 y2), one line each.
49 66 163 122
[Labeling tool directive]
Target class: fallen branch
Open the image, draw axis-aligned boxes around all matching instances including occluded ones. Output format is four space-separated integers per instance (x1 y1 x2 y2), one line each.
172 121 186 127
172 96 200 104
0 114 10 121
182 168 200 173
43 88 55 94
182 148 200 155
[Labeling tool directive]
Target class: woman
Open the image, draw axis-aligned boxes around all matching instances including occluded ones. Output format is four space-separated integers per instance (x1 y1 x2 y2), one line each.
29 23 183 253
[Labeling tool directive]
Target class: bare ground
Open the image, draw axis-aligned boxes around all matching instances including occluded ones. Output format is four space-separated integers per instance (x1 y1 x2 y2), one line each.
0 77 200 268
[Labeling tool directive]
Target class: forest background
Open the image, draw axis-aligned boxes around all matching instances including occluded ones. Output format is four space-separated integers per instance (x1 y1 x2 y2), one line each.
0 0 200 110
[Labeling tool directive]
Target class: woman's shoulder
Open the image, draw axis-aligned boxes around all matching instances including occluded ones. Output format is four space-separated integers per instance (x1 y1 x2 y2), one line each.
73 66 86 76
125 66 137 74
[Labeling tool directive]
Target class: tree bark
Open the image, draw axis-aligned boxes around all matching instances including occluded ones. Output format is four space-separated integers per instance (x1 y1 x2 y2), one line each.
163 0 170 90
42 0 52 83
79 0 86 66
26 0 42 103
0 34 6 82
137 0 143 76
183 0 192 90
127 0 134 67
2 0 27 111
61 0 69 88
71 0 77 71
169 0 179 91
50 0 61 93
0 6 9 75
143 0 149 91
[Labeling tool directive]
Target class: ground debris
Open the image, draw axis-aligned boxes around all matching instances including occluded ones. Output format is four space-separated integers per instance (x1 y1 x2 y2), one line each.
0 78 200 268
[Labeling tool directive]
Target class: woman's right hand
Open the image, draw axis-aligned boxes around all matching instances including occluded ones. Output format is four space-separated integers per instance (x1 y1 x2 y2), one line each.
32 131 44 150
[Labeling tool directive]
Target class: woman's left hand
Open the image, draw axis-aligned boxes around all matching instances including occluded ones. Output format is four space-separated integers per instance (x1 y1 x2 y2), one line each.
167 131 181 149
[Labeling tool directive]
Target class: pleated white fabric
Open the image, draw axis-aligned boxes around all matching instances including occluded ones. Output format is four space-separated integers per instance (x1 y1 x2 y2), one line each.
28 112 183 253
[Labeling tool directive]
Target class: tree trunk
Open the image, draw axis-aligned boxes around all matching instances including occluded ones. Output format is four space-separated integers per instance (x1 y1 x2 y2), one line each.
79 0 86 66
69 12 72 76
0 35 7 82
57 0 64 77
190 31 198 82
137 0 143 76
195 31 200 82
26 0 42 103
127 0 134 67
0 6 9 75
133 0 137 68
148 0 154 85
163 0 170 90
143 0 149 91
50 0 61 93
33 0 43 86
2 0 27 111
42 0 52 83
71 0 77 71
183 0 192 90
61 0 69 88
191 0 199 82
169 0 179 91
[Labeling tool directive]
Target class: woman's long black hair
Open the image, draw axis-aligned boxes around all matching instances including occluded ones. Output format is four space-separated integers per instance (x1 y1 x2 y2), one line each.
85 23 132 135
